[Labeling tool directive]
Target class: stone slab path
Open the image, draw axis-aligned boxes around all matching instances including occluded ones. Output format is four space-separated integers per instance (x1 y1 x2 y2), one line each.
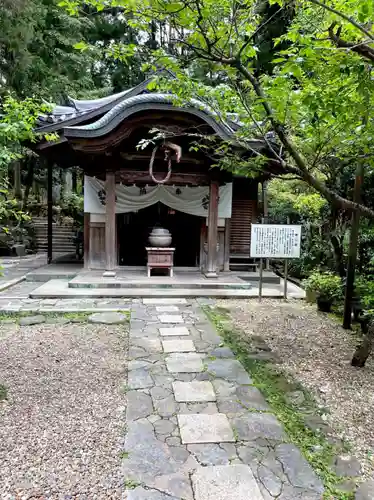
0 254 49 291
0 295 131 313
124 299 324 499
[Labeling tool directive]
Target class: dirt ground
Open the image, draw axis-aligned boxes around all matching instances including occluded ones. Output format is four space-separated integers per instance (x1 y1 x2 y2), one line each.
218 298 374 479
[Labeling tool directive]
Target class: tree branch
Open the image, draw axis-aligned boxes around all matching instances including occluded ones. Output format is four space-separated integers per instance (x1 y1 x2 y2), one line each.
238 6 284 59
308 0 374 41
328 24 374 62
234 62 374 218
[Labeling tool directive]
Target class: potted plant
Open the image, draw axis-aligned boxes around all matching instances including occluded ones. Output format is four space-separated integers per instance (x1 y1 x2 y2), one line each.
304 271 342 312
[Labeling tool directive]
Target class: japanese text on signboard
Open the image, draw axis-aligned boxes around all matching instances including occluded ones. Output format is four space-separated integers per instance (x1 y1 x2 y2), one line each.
250 224 302 259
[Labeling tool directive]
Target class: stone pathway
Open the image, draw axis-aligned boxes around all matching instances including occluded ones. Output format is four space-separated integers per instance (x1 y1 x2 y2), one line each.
0 294 131 313
124 299 324 499
0 254 48 290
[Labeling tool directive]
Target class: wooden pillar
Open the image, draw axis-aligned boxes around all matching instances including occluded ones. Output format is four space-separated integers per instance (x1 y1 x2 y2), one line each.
205 180 219 277
223 218 231 272
104 171 116 276
199 220 206 271
83 212 90 269
47 162 53 264
262 180 270 270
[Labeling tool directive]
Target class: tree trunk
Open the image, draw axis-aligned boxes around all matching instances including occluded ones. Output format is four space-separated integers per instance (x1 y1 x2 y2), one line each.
330 234 345 277
351 318 374 367
13 161 22 200
65 169 73 194
343 162 363 329
60 169 66 201
23 157 35 211
72 167 77 193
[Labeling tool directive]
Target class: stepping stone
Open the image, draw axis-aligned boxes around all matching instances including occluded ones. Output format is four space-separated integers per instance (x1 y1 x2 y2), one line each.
159 326 190 337
88 312 128 324
192 465 263 500
275 443 324 493
207 359 253 385
42 299 58 306
356 480 374 500
187 443 234 466
162 340 196 353
333 454 362 477
177 413 235 444
166 353 204 373
19 315 45 326
158 314 184 324
132 338 162 353
156 306 180 312
232 412 285 441
127 487 179 499
210 346 235 358
173 381 216 402
44 317 70 325
144 298 187 304
127 391 153 421
128 369 154 389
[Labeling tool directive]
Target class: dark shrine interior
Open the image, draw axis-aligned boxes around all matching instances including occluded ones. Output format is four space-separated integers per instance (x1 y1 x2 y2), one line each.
117 202 202 267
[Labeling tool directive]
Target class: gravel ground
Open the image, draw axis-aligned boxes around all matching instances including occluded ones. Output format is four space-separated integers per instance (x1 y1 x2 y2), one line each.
218 298 374 479
0 320 128 499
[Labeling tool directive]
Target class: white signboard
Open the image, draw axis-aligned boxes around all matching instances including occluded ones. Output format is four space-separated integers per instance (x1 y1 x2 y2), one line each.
250 224 302 259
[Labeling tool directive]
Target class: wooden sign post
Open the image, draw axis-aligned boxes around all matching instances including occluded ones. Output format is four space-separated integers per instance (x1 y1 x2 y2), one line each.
250 223 302 301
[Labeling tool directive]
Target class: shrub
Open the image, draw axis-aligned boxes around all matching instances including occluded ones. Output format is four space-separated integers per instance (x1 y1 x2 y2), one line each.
354 276 374 310
303 271 342 302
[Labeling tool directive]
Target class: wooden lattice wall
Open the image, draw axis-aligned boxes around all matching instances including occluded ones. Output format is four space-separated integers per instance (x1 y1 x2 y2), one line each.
230 179 258 255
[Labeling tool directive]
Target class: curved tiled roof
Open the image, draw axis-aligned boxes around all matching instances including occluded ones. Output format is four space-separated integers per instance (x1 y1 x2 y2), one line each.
37 88 135 127
35 73 274 154
63 93 237 141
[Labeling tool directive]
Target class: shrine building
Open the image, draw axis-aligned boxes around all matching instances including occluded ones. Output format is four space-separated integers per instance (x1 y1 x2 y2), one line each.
33 74 273 278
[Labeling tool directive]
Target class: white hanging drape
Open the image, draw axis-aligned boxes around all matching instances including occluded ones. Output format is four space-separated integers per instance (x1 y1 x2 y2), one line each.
84 176 232 218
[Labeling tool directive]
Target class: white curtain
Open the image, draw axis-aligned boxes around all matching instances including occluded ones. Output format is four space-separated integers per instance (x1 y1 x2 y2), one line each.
84 176 232 218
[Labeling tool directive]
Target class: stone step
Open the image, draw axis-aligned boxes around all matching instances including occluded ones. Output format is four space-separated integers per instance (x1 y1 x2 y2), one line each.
34 229 75 234
229 263 258 272
35 233 75 238
36 237 75 241
29 281 304 299
36 237 75 243
35 232 75 237
68 280 252 290
30 288 265 298
34 223 74 228
36 234 75 238
37 248 76 253
37 247 76 252
37 239 75 244
36 243 75 248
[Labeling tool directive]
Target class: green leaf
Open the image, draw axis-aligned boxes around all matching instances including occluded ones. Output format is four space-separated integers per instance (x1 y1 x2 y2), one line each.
73 41 89 51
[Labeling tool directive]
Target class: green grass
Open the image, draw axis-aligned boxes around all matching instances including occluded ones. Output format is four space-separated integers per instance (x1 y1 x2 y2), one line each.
0 384 7 401
0 311 90 323
124 479 140 489
0 312 28 321
45 311 92 322
203 305 356 500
